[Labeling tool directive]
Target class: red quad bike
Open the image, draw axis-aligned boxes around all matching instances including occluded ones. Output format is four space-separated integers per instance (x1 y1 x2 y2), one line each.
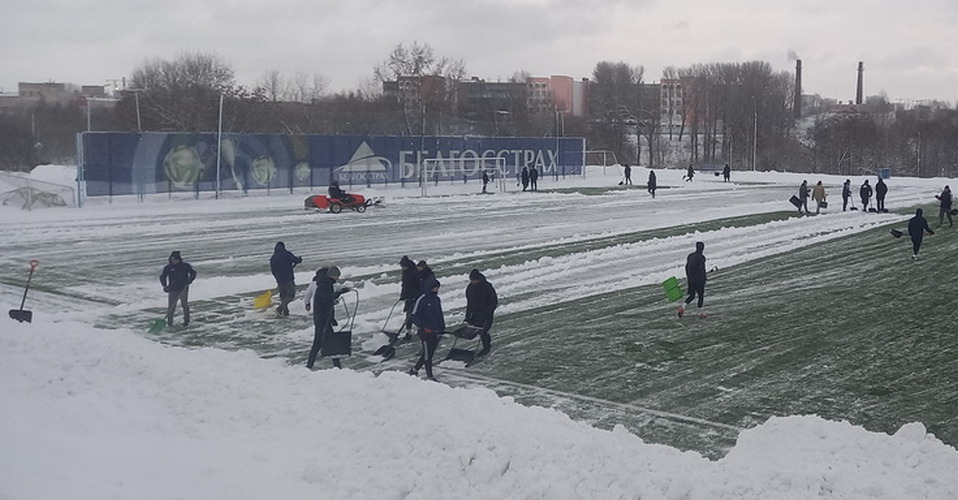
304 194 383 213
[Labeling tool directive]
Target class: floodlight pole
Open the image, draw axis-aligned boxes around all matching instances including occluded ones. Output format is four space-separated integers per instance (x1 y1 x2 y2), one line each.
215 93 224 199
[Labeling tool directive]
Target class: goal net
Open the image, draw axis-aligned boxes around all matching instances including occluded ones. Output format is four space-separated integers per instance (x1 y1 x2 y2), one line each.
420 156 508 196
0 172 75 210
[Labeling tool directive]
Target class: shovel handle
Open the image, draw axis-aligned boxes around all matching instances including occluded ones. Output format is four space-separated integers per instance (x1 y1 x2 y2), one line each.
29 260 39 270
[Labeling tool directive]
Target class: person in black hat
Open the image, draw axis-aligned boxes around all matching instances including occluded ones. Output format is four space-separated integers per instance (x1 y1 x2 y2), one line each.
465 269 498 356
416 260 435 294
160 251 197 327
303 265 350 369
936 185 953 227
860 180 873 212
270 241 302 316
399 256 420 339
409 277 444 381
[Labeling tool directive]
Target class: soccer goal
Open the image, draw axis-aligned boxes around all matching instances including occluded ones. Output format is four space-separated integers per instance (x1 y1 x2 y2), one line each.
420 156 508 196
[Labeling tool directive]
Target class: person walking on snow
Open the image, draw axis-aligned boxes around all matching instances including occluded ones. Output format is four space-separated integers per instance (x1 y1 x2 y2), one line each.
270 241 302 316
520 166 530 191
797 180 810 215
623 163 633 185
842 179 852 211
684 164 695 182
303 266 350 369
648 170 657 198
465 269 498 357
935 185 953 228
678 242 708 318
722 163 731 182
481 170 490 193
875 177 888 212
812 181 827 215
908 208 935 260
530 166 539 191
860 180 873 212
408 277 445 381
399 256 420 340
160 250 196 327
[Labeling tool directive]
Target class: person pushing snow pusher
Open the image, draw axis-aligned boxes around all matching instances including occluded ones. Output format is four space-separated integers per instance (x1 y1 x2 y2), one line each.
270 241 302 317
678 242 708 318
160 251 196 328
408 277 445 382
303 266 352 369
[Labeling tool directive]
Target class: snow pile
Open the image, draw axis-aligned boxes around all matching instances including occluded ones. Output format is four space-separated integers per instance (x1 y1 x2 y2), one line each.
3 319 956 499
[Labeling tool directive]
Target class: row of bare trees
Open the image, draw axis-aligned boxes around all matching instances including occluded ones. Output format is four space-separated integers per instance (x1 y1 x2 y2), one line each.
2 46 956 176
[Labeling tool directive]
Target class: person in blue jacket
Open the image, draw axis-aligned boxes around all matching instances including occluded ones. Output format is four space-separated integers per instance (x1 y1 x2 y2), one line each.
408 277 445 381
303 266 350 369
270 241 302 316
160 250 196 327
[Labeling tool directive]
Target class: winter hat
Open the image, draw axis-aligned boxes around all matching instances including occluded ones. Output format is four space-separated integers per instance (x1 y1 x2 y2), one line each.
423 277 440 291
916 208 924 216
469 268 483 281
169 251 182 260
274 241 286 251
695 242 705 252
326 265 341 279
417 260 428 268
400 255 413 267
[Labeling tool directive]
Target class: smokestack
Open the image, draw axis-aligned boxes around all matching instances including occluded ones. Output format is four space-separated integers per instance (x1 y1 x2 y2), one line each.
794 60 802 118
856 61 864 105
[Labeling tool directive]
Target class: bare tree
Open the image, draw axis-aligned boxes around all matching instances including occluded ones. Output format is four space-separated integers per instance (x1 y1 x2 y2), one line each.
130 51 238 131
374 41 466 135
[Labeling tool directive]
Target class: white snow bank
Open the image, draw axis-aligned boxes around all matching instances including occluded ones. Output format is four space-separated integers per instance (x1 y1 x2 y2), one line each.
2 320 956 499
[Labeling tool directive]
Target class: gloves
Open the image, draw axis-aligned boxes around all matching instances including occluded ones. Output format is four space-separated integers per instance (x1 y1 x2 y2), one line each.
340 287 351 293
163 287 169 293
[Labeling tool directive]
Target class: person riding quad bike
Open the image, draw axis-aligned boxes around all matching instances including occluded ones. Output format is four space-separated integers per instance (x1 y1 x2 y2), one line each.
328 181 354 204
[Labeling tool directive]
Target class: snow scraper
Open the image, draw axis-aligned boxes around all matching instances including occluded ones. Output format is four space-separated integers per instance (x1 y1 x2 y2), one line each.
8 260 39 323
661 276 684 302
444 324 484 366
253 290 273 310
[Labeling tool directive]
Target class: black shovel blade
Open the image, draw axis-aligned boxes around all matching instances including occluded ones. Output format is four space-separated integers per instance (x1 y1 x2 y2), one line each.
9 309 33 323
890 229 903 239
445 347 476 364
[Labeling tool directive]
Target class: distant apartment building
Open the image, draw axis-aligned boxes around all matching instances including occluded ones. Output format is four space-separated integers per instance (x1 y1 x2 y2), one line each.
383 74 591 120
0 81 115 116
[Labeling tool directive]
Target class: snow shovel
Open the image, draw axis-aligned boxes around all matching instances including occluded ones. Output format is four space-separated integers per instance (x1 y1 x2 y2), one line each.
253 290 273 310
147 319 167 334
9 260 39 323
444 324 484 365
661 276 684 303
890 229 904 239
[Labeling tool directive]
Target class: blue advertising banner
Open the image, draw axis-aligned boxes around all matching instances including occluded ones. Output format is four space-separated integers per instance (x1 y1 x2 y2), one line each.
79 132 585 197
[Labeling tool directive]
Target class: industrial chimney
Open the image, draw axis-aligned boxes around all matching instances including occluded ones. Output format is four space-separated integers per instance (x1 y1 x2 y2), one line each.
856 61 864 105
794 60 802 118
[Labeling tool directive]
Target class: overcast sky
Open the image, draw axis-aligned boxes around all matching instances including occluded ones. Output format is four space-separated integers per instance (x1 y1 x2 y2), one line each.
3 0 956 103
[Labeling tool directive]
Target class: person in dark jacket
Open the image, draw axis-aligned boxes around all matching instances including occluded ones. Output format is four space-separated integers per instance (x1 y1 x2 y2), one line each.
935 185 953 227
416 260 435 294
684 164 694 182
399 256 420 339
530 166 539 191
520 166 530 191
623 164 633 185
722 163 731 182
465 269 498 356
160 250 197 327
875 177 888 212
797 180 810 214
842 179 852 211
481 170 490 193
328 181 352 204
648 170 657 198
303 266 350 369
409 277 445 381
270 241 302 316
678 242 707 318
860 180 873 212
907 208 935 260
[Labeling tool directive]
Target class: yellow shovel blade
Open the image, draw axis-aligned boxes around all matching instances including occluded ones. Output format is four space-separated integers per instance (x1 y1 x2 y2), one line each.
253 290 273 309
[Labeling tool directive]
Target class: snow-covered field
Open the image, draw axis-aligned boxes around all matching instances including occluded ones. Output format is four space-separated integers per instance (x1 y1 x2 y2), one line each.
2 165 957 498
